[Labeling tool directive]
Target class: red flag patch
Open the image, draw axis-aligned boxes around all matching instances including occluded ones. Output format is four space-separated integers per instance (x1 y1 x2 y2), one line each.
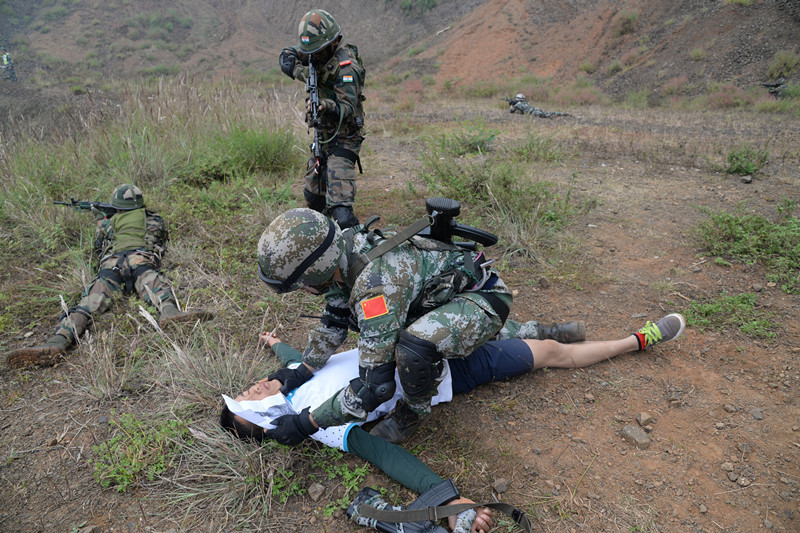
339 59 352 66
361 296 389 320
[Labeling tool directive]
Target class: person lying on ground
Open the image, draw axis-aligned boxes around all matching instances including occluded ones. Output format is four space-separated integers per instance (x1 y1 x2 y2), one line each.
220 314 685 532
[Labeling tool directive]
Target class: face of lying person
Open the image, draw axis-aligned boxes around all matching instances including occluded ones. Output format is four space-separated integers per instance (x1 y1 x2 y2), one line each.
234 378 283 403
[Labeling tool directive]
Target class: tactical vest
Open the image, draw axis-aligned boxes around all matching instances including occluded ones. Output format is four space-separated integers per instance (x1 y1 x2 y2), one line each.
317 43 366 136
111 208 147 254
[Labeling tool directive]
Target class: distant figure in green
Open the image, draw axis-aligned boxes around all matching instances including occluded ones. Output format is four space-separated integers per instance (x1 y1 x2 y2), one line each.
1 48 16 82
508 93 568 118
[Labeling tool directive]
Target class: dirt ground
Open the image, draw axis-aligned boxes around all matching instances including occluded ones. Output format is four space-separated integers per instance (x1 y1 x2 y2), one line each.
1 96 799 533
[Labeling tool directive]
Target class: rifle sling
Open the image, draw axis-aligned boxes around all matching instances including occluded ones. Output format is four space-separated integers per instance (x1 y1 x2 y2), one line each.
346 216 433 287
357 500 533 532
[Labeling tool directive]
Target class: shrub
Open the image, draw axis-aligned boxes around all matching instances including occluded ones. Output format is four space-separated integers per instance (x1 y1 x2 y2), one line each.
578 61 596 74
724 0 752 5
726 144 769 175
662 74 689 95
684 292 776 338
766 50 799 80
621 49 639 67
689 48 706 61
606 61 623 76
613 10 639 36
706 83 754 109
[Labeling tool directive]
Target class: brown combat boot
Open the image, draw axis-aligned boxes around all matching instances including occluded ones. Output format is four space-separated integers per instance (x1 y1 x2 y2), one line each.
158 304 214 328
538 321 586 343
369 400 426 444
6 334 70 368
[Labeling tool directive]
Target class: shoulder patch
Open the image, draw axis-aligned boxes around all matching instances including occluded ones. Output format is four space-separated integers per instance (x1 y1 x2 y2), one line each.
339 59 352 67
361 295 389 320
342 74 354 83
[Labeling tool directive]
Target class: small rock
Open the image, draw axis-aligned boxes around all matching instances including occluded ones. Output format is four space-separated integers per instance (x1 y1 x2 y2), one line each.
493 478 509 494
737 442 752 454
307 483 325 502
721 462 735 472
532 447 542 455
764 519 773 529
738 476 751 487
699 504 708 514
642 425 654 433
538 277 550 289
752 284 763 292
723 404 738 413
308 517 317 525
47 438 58 446
24 331 34 339
714 422 725 430
741 175 753 184
636 412 655 426
750 408 764 420
584 393 595 402
728 472 739 482
621 424 651 449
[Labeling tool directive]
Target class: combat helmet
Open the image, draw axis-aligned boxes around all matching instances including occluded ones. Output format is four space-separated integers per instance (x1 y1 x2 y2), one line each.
110 184 144 210
515 93 526 101
257 208 345 294
297 9 341 55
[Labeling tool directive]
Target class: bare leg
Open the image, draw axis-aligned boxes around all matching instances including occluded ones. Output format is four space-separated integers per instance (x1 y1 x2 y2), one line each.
526 336 640 370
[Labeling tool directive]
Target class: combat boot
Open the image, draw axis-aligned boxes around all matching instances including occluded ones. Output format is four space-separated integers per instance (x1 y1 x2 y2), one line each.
538 321 586 344
369 400 426 444
157 304 214 328
6 334 70 368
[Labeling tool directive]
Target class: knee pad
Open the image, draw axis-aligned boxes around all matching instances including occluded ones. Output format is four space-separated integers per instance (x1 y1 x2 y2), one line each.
346 362 397 413
329 205 359 230
304 190 326 213
396 331 443 397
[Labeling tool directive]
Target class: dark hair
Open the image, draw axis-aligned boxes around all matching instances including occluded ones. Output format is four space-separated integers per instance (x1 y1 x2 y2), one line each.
220 406 266 442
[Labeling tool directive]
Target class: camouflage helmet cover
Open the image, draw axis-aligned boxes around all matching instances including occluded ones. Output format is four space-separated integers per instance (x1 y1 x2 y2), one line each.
298 9 341 54
257 208 345 294
515 93 526 101
110 184 144 210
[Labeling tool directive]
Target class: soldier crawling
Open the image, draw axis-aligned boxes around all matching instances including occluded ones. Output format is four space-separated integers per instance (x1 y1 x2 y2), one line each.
279 9 366 230
6 184 213 368
507 93 569 118
253 202 586 445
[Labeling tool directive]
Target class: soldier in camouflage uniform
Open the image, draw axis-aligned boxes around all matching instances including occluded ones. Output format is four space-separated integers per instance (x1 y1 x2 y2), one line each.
6 184 213 368
254 207 585 444
279 9 366 230
509 93 569 118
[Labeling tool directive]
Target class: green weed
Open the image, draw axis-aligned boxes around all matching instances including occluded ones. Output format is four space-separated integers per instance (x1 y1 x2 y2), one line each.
310 447 370 515
693 202 800 292
689 48 706 61
613 10 639 36
767 50 799 80
725 144 769 175
92 413 191 492
433 119 498 156
684 292 777 338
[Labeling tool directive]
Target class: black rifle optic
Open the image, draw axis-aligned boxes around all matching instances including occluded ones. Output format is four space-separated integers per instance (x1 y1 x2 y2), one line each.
54 199 122 218
419 197 498 250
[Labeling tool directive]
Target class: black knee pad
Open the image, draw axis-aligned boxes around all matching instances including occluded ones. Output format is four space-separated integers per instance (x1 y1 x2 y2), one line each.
347 361 397 412
329 205 359 230
304 190 326 213
396 331 442 397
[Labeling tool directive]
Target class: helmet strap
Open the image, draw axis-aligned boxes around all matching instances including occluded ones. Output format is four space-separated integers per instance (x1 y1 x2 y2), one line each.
277 217 337 292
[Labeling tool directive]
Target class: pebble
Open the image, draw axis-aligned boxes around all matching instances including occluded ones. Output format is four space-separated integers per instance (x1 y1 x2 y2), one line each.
750 408 764 420
728 472 739 482
493 478 508 494
699 504 708 514
621 424 650 449
723 404 738 413
307 483 325 502
721 462 735 472
636 412 655 426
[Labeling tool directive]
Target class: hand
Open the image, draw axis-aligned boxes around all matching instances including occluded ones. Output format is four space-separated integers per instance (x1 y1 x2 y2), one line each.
318 98 337 115
264 407 318 445
279 49 298 79
447 498 493 533
258 329 282 347
268 364 313 394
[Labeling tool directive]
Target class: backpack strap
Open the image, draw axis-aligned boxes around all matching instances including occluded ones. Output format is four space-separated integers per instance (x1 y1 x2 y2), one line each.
356 500 534 532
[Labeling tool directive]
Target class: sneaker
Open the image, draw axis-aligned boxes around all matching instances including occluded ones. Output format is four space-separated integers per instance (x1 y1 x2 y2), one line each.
635 313 685 350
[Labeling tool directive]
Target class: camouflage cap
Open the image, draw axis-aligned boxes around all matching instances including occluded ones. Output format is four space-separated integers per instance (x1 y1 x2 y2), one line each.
257 208 344 294
110 184 144 210
297 9 341 55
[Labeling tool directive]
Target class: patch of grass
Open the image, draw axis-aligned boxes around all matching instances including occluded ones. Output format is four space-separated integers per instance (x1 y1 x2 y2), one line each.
578 61 596 74
725 144 769 175
684 292 777 338
407 46 425 57
613 10 639 37
310 447 370 515
689 48 706 61
433 119 498 156
724 0 751 5
693 202 800 293
142 64 180 77
507 133 568 164
92 413 191 492
606 61 623 76
624 88 650 109
767 50 799 80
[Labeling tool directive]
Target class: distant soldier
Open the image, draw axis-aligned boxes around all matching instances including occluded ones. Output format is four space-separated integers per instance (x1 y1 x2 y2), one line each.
762 78 786 98
1 48 15 81
279 9 366 230
6 184 213 368
508 93 569 118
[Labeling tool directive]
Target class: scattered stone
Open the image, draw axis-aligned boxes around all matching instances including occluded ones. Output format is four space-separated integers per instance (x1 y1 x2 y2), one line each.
307 483 325 502
538 277 550 289
741 175 753 184
588 492 600 500
584 393 595 402
47 438 58 446
764 519 773 529
636 412 655 426
493 478 509 494
532 447 542 455
642 425 654 433
690 265 703 273
752 283 763 292
668 391 682 404
621 424 651 449
723 404 738 413
738 442 752 454
24 331 34 339
750 408 764 420
714 422 726 430
737 476 751 487
721 462 735 472
699 504 708 514
728 472 739 482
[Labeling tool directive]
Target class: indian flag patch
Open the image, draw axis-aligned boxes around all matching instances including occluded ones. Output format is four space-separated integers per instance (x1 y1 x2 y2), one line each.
301 36 310 43
342 74 354 83
361 295 389 320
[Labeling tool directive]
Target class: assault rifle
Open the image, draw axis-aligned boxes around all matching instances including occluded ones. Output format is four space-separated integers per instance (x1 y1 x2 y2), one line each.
500 97 517 105
306 60 326 176
54 199 120 218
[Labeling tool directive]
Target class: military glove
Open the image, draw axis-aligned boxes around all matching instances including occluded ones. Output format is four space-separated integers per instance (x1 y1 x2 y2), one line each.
264 407 318 446
279 49 298 79
268 363 313 395
318 98 338 115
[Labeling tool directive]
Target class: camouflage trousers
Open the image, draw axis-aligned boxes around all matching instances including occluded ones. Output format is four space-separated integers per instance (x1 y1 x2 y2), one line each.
52 251 177 345
397 279 514 417
303 136 362 210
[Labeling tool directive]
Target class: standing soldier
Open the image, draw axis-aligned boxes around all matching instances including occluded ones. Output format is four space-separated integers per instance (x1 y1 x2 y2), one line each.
253 203 584 444
6 184 213 368
279 9 366 230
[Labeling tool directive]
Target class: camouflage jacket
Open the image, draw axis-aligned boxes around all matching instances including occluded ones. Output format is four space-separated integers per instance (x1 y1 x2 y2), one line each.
285 42 366 141
302 229 506 370
510 100 563 118
92 209 169 264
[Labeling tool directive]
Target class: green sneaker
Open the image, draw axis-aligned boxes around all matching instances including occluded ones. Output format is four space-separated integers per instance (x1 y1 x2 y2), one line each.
635 313 685 350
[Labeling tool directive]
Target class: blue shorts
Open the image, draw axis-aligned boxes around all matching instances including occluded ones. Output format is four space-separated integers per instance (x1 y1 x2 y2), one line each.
448 339 535 395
